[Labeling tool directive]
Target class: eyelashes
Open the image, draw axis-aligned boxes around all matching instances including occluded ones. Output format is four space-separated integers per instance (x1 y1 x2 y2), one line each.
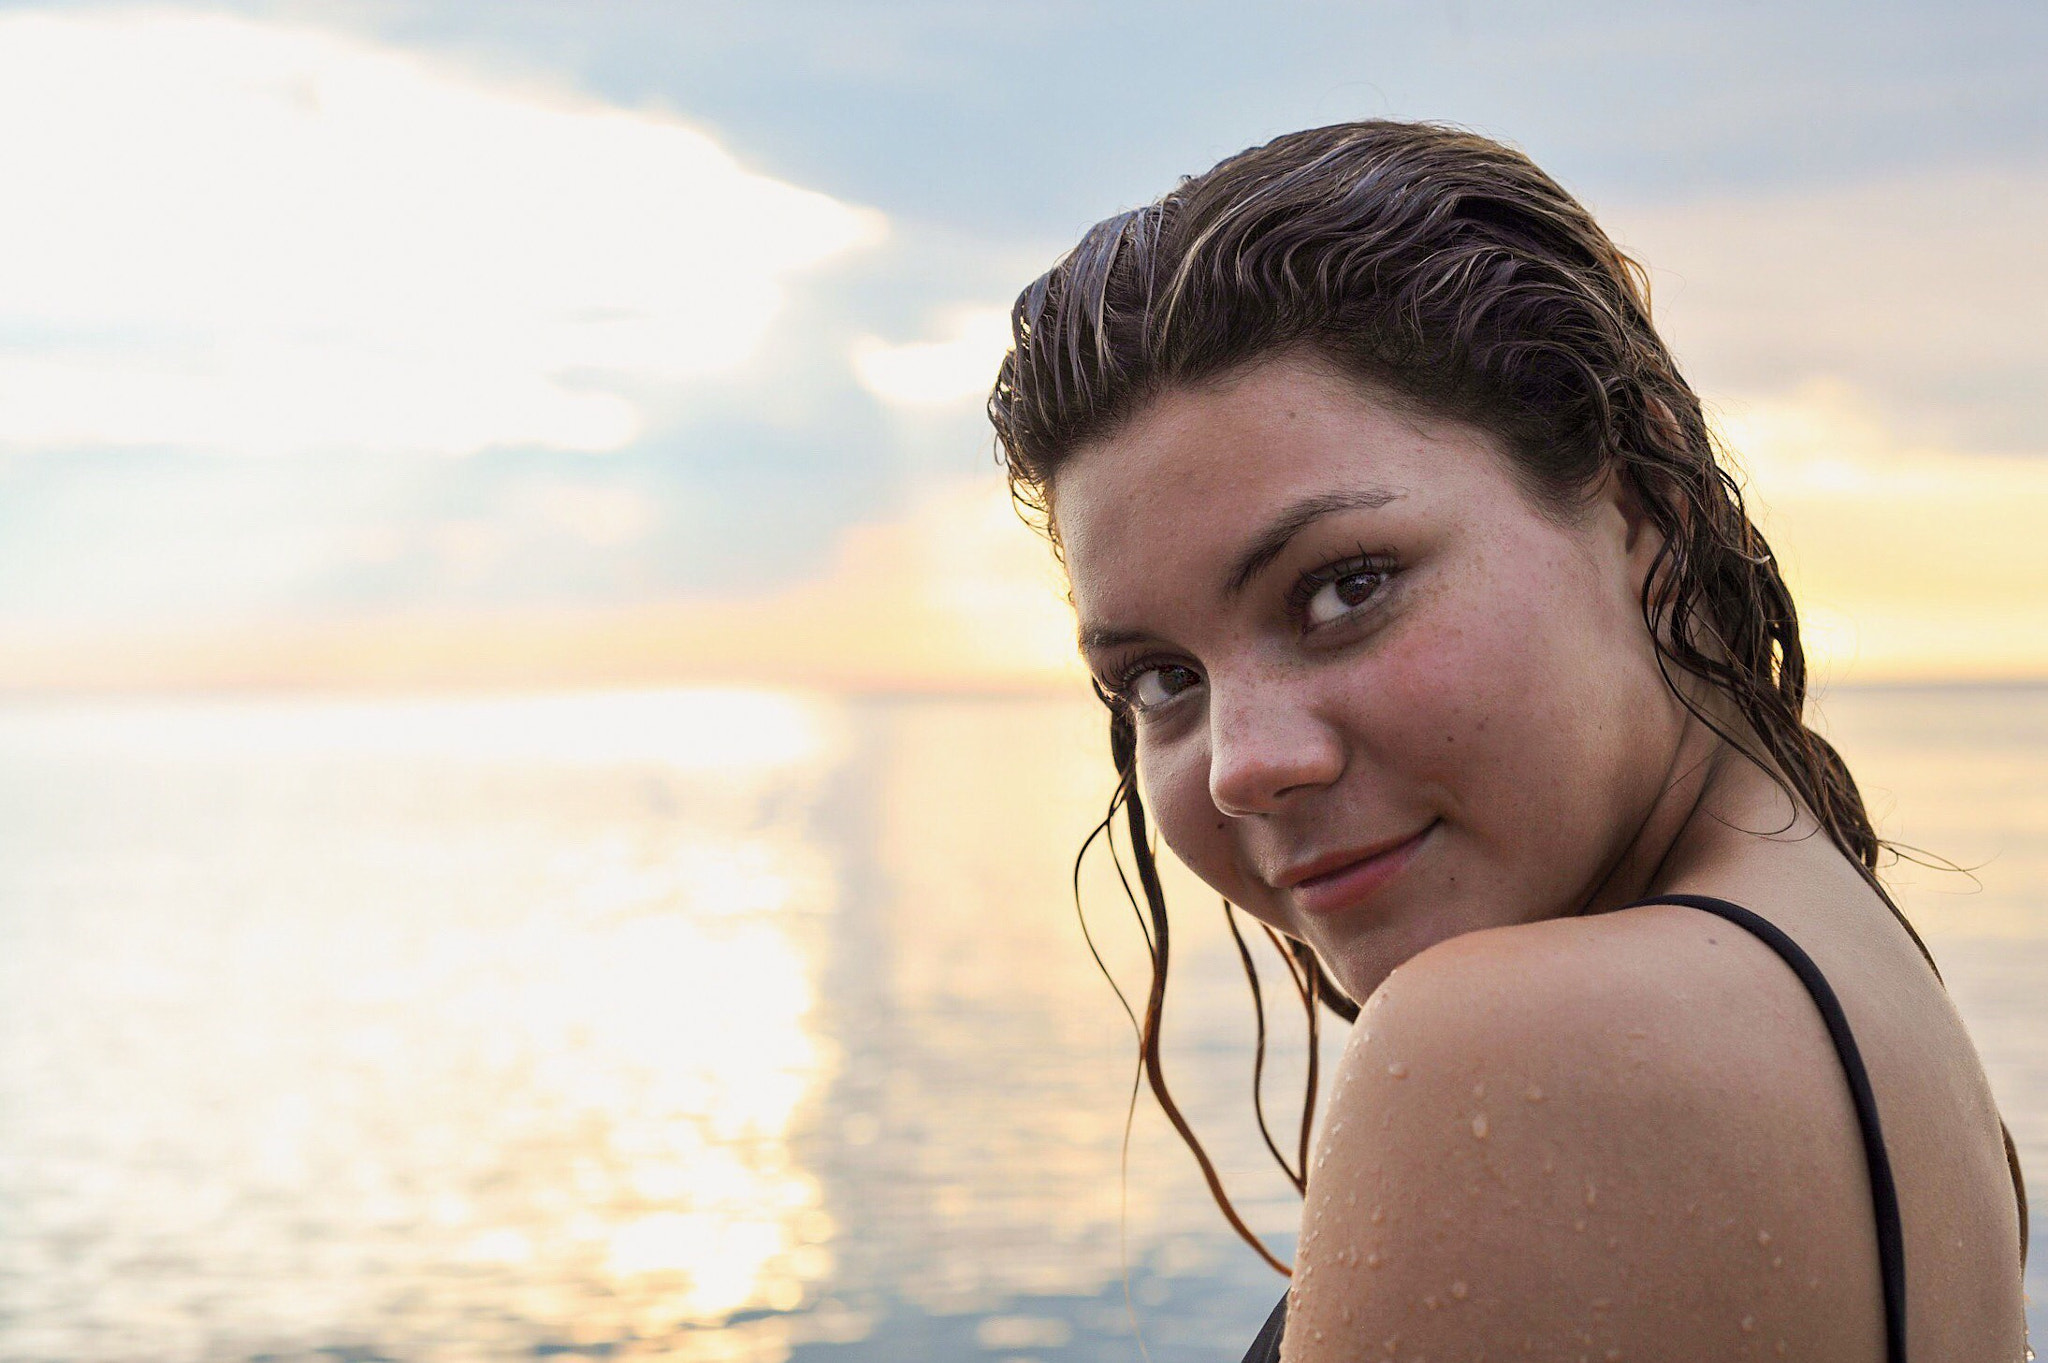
1105 658 1202 713
1099 548 1398 715
1286 549 1395 627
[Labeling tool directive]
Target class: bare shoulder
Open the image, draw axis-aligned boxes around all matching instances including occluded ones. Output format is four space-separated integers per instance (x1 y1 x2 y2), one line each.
1281 906 1884 1363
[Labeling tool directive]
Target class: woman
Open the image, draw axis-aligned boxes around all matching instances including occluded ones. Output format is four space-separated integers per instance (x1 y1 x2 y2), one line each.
986 122 2028 1361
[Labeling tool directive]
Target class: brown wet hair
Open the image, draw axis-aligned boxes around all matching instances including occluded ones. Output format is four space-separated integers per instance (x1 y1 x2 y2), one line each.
986 119 2025 1272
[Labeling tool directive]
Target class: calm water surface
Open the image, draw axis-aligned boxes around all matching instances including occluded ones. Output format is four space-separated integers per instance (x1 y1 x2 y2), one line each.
0 685 2041 1360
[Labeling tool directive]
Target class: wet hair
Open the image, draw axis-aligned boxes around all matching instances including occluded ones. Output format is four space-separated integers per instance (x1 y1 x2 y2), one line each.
986 119 2025 1271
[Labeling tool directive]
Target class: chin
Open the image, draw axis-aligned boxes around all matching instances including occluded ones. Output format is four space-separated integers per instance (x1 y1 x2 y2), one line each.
1310 890 1496 1008
1311 929 1415 1010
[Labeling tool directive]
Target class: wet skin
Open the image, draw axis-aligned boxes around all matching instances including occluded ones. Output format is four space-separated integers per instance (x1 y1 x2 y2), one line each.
1052 353 2026 1361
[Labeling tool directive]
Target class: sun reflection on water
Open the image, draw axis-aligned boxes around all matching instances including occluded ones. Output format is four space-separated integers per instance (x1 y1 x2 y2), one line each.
0 685 2040 1359
0 687 848 1360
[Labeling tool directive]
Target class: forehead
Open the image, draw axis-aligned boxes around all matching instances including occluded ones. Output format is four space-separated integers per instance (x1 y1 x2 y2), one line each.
1054 357 1514 612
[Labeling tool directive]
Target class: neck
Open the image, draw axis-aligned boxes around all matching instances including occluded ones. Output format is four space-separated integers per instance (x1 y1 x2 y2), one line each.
1577 686 1797 916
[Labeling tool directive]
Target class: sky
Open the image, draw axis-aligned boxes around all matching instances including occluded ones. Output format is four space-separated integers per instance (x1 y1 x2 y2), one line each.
0 0 2043 692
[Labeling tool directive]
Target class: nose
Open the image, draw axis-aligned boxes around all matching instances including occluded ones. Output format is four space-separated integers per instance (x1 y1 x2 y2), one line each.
1205 672 1346 817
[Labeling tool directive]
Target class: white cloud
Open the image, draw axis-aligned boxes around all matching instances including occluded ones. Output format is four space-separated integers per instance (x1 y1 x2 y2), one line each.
514 481 658 549
419 479 661 583
851 305 1012 408
0 10 885 457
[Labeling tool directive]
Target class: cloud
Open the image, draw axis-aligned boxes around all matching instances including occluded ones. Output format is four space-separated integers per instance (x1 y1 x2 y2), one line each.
851 305 1012 408
412 477 660 586
0 474 1087 693
11 388 2048 692
0 10 884 458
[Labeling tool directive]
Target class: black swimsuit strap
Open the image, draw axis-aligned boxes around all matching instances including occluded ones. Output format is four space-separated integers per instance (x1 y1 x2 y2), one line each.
1244 1291 1288 1362
1636 894 1907 1363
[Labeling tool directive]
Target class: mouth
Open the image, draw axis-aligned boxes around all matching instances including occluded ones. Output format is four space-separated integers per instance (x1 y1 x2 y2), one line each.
1274 819 1438 916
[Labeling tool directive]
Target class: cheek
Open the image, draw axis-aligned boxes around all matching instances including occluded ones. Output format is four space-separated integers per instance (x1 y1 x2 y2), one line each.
1137 737 1259 899
1372 559 1664 850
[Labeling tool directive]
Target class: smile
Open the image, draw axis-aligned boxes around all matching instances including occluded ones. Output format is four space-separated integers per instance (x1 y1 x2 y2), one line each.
1277 820 1438 916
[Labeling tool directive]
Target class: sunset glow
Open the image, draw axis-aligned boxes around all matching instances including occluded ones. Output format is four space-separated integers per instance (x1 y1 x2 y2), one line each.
0 8 2036 696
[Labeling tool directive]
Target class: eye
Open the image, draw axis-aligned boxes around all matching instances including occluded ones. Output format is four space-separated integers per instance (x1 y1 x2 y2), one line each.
1122 662 1203 712
1301 564 1388 627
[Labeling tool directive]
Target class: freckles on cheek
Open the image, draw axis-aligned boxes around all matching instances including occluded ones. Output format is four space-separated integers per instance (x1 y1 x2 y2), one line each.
1370 615 1538 795
1382 634 1503 743
1142 748 1250 895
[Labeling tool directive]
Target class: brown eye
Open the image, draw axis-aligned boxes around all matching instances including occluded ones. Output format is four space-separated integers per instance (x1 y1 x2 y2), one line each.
1129 663 1202 711
1303 569 1384 626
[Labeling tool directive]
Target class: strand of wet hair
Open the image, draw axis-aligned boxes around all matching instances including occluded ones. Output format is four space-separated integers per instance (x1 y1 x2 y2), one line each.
1257 920 1323 1188
1223 901 1304 1195
1292 938 1323 1186
1110 717 1294 1276
1073 794 1158 1360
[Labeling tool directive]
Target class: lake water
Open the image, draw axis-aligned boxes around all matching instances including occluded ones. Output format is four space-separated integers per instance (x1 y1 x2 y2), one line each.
0 685 2041 1360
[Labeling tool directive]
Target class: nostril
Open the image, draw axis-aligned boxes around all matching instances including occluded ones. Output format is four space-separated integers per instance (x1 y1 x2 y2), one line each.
1206 709 1345 816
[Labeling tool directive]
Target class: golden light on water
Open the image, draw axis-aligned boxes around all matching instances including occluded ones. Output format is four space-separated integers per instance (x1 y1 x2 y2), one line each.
0 689 859 1359
471 696 843 1330
510 892 829 1326
1 687 842 773
0 684 2042 1357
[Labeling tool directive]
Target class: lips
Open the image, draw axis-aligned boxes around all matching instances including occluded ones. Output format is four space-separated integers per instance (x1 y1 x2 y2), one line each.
1274 820 1437 915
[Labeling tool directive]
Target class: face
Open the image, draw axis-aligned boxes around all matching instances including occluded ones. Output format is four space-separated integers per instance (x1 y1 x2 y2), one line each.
1056 353 1685 1003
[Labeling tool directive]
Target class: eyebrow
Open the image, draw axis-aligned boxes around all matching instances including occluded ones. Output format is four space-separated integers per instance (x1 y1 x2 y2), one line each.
1077 623 1150 654
1222 487 1402 595
1077 485 1402 656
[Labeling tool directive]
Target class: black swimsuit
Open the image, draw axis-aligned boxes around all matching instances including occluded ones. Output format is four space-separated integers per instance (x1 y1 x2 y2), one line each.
1239 894 1908 1363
